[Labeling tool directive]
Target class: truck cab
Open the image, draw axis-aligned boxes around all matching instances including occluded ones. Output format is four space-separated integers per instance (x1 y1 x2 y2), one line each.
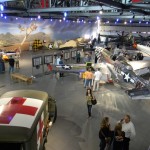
0 90 57 150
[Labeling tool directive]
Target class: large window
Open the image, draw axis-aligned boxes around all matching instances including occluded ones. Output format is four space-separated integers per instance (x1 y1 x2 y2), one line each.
44 55 53 64
32 56 42 67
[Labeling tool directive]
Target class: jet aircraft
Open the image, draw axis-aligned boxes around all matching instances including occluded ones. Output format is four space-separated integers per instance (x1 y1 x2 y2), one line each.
95 47 150 99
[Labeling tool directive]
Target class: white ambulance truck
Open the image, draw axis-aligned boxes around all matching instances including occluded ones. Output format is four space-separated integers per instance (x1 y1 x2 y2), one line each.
0 90 57 150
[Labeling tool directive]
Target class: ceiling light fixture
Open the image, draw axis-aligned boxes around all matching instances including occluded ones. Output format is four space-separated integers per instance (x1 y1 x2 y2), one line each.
64 12 67 17
124 21 127 24
38 14 41 19
116 18 119 22
97 16 100 20
0 4 4 11
99 10 103 14
99 5 103 14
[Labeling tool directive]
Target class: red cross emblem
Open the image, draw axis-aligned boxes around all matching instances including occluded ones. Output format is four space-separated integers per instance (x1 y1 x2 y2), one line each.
0 97 38 124
38 117 44 142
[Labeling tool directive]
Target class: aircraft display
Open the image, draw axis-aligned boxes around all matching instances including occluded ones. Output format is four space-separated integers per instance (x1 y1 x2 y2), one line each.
99 31 132 46
95 47 150 99
134 34 150 44
133 42 150 56
52 63 87 75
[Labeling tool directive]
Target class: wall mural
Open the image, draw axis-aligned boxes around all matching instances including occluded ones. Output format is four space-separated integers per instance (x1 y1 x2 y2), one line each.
0 17 96 52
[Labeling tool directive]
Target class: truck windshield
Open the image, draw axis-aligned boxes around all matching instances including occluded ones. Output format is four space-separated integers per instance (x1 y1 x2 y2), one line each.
0 143 22 150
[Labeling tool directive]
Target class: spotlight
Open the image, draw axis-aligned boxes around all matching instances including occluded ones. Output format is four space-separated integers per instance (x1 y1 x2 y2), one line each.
38 15 41 19
0 4 4 11
97 16 100 20
130 20 132 23
124 21 127 24
116 18 119 22
139 21 141 24
64 12 67 17
1 13 3 17
99 10 103 14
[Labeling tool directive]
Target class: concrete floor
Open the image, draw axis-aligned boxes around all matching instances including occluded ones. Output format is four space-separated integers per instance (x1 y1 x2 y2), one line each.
0 50 150 150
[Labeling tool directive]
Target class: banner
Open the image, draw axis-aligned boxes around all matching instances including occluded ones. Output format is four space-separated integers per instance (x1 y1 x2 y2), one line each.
132 0 143 2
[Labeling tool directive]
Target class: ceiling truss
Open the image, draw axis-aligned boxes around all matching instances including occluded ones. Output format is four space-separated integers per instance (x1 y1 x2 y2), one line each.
0 0 149 24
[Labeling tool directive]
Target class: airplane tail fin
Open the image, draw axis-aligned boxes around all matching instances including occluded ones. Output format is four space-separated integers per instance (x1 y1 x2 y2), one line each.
133 41 137 49
132 37 137 49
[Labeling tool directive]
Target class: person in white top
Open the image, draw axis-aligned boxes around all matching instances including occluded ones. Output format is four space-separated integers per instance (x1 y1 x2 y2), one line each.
93 68 102 91
121 114 136 150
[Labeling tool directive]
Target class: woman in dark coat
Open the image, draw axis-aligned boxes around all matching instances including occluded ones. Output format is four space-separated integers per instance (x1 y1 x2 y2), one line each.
99 117 112 150
112 123 125 150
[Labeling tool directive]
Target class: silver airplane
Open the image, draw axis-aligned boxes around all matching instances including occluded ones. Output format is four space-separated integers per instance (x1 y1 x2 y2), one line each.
95 47 150 99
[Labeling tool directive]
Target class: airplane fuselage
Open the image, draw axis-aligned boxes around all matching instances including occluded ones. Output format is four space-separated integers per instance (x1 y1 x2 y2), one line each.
136 44 150 55
95 47 150 90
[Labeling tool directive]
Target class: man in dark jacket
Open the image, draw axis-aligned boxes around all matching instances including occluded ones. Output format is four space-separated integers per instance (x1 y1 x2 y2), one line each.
8 55 15 73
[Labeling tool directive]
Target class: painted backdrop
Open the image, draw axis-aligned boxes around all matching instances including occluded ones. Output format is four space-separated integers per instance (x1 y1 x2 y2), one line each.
0 17 96 51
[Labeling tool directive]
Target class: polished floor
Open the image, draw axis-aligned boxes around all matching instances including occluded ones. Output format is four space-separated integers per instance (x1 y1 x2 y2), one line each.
0 50 150 150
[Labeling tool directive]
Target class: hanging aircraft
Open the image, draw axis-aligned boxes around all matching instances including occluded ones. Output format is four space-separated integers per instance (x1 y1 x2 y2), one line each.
99 31 131 46
95 47 150 99
134 33 150 44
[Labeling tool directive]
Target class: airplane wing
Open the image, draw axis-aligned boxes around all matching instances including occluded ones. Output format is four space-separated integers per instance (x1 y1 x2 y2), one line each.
128 60 150 71
52 64 87 74
100 34 117 39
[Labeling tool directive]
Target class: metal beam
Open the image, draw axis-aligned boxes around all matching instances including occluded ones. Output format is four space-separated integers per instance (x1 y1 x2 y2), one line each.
19 12 150 20
130 4 150 9
4 6 27 11
0 0 17 1
94 0 125 9
28 6 104 12
0 10 25 13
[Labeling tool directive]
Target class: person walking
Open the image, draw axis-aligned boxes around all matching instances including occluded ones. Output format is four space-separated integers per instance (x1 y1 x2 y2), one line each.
99 117 112 150
93 68 102 92
84 67 93 88
8 55 15 74
76 50 81 63
121 114 136 150
86 88 93 118
0 55 5 73
14 54 20 69
111 122 125 150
